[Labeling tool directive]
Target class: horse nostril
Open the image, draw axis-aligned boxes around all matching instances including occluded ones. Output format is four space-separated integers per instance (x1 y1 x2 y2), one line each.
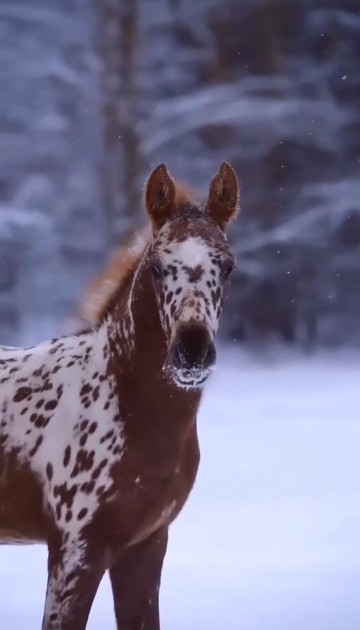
171 342 184 369
171 338 216 372
170 325 216 372
204 342 216 369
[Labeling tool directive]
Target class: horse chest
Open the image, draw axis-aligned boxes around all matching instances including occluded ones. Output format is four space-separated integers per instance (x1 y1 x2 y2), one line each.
132 465 194 544
103 425 200 550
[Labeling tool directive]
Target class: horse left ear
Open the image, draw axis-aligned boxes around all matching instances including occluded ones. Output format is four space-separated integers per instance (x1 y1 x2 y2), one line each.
206 163 240 230
145 164 176 231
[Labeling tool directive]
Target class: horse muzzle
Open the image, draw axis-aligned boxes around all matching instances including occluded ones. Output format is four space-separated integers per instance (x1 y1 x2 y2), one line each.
167 322 216 389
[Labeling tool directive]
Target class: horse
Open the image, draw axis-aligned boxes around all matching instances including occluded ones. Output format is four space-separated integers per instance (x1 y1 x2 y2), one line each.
66 180 201 333
0 162 239 629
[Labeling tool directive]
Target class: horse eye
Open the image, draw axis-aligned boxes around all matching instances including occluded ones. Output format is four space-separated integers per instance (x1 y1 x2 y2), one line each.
150 262 162 280
221 258 235 280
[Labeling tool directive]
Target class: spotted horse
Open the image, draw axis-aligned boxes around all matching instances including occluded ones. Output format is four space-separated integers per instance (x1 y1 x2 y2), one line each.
0 162 239 629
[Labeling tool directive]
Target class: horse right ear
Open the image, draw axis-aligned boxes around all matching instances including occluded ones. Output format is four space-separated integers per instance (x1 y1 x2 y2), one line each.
145 164 176 231
206 163 240 230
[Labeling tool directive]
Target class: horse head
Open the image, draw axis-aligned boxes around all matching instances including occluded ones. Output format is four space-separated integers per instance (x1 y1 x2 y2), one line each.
143 162 240 389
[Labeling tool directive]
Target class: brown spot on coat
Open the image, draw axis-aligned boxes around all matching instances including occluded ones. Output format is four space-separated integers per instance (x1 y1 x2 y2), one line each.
63 446 71 467
46 463 53 480
29 435 43 457
13 387 32 402
44 400 57 411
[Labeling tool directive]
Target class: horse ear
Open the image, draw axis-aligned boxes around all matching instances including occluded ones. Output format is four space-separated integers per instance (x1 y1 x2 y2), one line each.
206 163 240 230
145 164 176 231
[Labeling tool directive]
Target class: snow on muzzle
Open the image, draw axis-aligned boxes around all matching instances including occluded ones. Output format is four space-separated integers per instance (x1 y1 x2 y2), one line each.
167 321 216 388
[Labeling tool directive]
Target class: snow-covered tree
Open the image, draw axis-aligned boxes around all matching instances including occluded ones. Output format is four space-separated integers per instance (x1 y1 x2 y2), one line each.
1 0 359 346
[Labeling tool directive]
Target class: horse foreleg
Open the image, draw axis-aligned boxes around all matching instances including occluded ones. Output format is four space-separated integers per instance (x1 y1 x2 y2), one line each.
109 526 168 630
42 535 106 630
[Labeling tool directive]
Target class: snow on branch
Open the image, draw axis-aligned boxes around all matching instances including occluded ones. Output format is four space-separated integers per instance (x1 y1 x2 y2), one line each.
235 179 360 256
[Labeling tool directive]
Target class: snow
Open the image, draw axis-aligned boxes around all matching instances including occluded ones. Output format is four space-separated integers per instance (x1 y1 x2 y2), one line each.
0 347 359 629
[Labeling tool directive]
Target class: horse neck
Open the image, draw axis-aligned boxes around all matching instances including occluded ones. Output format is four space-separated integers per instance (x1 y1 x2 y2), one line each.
104 255 201 458
105 251 166 369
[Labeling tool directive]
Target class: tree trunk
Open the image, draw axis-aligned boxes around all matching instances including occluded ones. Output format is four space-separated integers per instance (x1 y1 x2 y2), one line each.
97 0 143 246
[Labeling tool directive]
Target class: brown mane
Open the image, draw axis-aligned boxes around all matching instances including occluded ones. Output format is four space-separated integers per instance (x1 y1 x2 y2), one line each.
73 180 200 329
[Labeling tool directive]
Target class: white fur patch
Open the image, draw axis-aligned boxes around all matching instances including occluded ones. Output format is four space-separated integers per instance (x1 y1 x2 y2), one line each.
0 325 124 536
156 235 224 338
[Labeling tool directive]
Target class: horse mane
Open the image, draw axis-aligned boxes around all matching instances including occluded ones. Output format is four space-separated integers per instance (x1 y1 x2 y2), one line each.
72 180 200 330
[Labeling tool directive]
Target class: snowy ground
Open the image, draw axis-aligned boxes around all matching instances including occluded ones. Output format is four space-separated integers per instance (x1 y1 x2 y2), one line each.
0 347 359 629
